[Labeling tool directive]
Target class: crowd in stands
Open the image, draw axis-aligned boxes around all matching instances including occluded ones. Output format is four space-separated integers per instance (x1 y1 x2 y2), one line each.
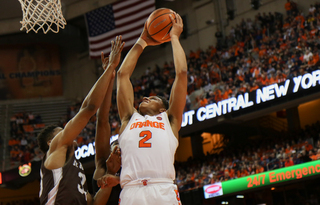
8 111 44 167
2 1 320 205
85 0 320 113
61 0 320 149
185 1 320 109
174 120 320 191
4 0 320 195
58 0 320 192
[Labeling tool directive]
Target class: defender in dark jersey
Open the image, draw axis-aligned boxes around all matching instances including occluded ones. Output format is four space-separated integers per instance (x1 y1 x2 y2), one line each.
92 141 122 205
37 36 124 205
40 152 88 204
91 50 121 205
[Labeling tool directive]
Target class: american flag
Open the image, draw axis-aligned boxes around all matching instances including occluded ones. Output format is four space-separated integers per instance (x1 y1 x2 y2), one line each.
85 0 156 59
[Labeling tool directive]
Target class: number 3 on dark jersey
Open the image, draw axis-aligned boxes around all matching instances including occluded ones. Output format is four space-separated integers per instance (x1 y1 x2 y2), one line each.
139 130 152 148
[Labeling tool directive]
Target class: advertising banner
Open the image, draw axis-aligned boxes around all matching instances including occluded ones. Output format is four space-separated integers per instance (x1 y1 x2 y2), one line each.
180 70 320 134
203 182 223 199
203 160 320 199
0 45 63 100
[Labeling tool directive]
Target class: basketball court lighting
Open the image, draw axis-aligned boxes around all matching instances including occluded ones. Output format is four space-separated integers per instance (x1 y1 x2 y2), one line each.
236 195 244 198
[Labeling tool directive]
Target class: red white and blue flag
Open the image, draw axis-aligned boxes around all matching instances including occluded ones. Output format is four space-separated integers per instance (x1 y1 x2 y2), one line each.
85 0 155 59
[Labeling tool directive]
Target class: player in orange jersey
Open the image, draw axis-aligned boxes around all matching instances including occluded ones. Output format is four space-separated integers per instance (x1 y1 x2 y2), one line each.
100 12 186 205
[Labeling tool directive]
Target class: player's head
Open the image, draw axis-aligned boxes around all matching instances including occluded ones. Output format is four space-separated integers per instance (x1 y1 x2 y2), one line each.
138 95 169 115
37 124 62 153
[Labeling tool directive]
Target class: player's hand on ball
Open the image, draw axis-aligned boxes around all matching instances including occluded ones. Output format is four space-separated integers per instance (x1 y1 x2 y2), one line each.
140 22 162 46
169 12 183 39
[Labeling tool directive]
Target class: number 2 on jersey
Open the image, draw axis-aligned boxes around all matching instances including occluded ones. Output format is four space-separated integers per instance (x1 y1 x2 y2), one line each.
139 130 152 148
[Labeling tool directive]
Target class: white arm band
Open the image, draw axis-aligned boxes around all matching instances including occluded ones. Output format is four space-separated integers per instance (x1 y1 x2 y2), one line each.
136 38 147 49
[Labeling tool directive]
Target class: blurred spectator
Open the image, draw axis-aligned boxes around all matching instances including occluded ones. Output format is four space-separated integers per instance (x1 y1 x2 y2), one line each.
284 156 294 167
199 95 208 107
20 136 28 150
300 150 312 163
215 28 223 48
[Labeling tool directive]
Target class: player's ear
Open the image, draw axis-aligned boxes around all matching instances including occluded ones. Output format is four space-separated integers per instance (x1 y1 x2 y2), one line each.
47 139 52 146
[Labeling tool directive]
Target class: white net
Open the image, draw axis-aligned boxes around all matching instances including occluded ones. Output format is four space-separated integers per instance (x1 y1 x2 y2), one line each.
18 0 67 34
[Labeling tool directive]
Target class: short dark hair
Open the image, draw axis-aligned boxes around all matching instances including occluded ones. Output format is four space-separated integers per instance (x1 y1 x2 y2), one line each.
37 124 59 153
157 95 169 110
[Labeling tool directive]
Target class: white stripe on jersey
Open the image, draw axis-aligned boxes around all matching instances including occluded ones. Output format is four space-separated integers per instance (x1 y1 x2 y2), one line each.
39 169 43 197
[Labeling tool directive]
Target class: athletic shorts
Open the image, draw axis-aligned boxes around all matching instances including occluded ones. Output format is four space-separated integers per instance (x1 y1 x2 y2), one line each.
119 178 181 205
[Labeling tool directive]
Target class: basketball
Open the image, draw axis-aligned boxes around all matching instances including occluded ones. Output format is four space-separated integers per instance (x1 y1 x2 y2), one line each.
146 8 176 43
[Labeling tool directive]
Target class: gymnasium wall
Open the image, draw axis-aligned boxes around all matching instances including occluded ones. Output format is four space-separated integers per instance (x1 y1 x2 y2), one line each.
298 99 320 129
176 136 193 162
61 49 98 101
0 180 39 202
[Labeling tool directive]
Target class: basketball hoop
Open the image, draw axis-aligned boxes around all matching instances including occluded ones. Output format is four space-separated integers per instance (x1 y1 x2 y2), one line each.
18 0 67 34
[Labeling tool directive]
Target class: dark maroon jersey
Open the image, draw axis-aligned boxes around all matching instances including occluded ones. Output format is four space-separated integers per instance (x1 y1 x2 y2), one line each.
39 154 88 205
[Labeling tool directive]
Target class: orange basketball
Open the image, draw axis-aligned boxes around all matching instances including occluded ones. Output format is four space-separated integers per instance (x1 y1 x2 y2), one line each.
146 8 176 43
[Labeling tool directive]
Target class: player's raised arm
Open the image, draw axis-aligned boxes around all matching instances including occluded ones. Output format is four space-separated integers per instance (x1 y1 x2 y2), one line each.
94 35 123 176
93 52 118 180
166 13 188 136
45 36 124 169
117 24 161 124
